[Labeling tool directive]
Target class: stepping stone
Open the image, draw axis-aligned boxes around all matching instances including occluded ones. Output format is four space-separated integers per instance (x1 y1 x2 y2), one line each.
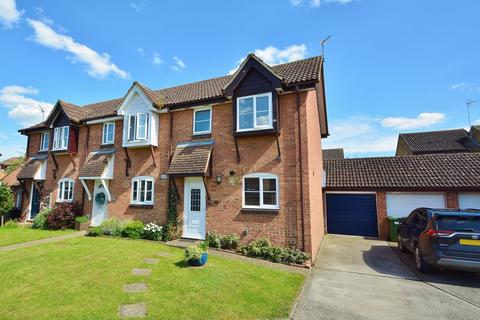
143 258 159 264
131 268 151 276
124 283 148 293
156 251 172 257
119 303 146 318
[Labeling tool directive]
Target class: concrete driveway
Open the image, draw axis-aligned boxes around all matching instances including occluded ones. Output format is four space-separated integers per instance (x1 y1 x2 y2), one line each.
292 235 480 320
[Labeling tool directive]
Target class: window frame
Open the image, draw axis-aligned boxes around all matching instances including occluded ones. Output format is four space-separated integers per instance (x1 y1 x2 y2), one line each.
236 92 273 132
127 113 149 142
242 173 279 209
53 126 69 151
57 178 74 203
131 176 154 205
39 132 50 151
102 122 115 145
193 106 212 135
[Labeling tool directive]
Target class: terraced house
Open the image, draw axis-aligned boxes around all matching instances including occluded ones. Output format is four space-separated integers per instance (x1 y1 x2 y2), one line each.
16 54 329 259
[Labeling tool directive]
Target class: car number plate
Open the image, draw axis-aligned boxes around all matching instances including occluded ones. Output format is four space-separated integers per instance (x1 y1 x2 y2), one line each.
460 239 480 246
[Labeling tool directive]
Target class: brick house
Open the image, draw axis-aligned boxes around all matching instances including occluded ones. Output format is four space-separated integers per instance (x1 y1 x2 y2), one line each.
16 54 329 259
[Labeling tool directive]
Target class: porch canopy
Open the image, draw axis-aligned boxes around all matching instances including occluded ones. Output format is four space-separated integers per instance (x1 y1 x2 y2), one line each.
17 154 47 180
167 140 213 177
78 148 115 201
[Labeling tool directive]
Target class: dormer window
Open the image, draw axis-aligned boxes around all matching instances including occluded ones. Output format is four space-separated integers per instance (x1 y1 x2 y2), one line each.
53 126 69 151
39 132 50 151
127 113 149 142
237 92 272 132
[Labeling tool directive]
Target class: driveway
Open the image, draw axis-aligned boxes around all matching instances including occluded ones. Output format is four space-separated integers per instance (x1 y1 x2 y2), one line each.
292 234 480 320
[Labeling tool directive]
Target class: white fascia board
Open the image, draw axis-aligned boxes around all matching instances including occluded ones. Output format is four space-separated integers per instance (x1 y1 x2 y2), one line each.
86 116 123 125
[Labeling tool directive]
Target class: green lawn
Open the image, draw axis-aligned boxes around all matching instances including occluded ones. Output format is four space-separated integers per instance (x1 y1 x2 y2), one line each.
0 227 75 247
0 236 305 320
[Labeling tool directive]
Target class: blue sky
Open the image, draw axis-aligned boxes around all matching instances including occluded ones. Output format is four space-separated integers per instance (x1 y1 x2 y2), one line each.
1 0 480 160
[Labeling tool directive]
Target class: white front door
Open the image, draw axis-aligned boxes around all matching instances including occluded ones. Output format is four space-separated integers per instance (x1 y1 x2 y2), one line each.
183 177 206 240
91 180 108 226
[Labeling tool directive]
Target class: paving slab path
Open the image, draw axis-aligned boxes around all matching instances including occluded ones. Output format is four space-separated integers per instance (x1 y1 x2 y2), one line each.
124 283 148 293
131 268 152 276
119 303 146 318
143 258 159 264
0 231 85 252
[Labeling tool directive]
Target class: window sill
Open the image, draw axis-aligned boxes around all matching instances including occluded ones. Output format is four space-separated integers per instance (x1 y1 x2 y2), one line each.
129 204 154 209
100 143 115 148
234 128 278 137
241 208 279 214
192 133 212 139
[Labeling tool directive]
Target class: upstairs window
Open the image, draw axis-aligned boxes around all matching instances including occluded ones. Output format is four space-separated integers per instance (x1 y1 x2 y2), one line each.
193 107 211 135
102 122 115 145
131 176 154 205
39 132 50 151
127 113 149 141
237 92 272 131
242 173 279 209
53 126 69 150
57 178 74 202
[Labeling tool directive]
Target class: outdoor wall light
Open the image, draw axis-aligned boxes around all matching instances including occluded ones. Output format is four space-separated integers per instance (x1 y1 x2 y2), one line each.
215 174 222 184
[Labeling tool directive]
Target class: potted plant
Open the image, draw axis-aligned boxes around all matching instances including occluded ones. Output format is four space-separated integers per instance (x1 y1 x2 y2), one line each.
184 242 208 267
75 215 90 231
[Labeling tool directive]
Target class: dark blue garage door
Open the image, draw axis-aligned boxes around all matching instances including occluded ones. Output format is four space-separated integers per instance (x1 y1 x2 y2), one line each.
326 194 378 237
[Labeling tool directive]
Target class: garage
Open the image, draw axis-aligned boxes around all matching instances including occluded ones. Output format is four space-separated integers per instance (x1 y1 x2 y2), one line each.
386 193 446 217
326 193 378 237
458 193 480 209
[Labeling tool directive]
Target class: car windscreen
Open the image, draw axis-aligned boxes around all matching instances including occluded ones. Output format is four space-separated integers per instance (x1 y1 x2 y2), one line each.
435 215 480 232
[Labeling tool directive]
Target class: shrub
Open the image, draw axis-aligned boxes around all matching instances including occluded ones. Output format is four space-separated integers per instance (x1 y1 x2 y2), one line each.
32 208 52 229
205 231 221 248
2 220 20 228
184 242 208 263
160 222 178 241
75 215 89 223
121 220 145 239
47 202 81 230
142 222 163 241
220 233 240 250
99 217 125 236
240 238 309 265
86 227 102 237
0 183 14 225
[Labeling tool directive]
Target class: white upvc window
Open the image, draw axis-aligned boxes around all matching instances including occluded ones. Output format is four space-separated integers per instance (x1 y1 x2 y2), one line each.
127 113 149 141
53 126 69 150
102 122 115 145
39 132 50 151
15 192 22 209
131 176 154 205
237 92 273 132
57 178 74 202
193 107 212 135
242 173 279 209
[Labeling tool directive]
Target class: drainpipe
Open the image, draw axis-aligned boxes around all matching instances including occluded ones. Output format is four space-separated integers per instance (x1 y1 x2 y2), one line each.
296 85 306 252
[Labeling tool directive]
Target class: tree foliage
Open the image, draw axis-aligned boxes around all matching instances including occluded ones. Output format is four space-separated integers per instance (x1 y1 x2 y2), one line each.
0 183 14 218
5 156 25 174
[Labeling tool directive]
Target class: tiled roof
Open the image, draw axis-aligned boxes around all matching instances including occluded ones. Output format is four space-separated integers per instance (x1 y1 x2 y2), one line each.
1 166 21 187
167 141 213 176
398 129 480 155
324 153 480 191
17 158 43 179
79 150 114 178
322 148 344 160
22 55 323 129
0 157 22 166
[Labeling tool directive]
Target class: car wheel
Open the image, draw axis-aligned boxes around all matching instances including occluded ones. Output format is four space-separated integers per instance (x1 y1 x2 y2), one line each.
414 245 433 273
397 234 408 253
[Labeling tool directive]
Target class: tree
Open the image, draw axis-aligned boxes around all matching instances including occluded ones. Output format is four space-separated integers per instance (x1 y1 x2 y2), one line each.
5 156 25 174
0 183 14 226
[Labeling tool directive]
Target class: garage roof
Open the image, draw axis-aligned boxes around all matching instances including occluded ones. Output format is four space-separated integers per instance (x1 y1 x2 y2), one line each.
324 153 480 191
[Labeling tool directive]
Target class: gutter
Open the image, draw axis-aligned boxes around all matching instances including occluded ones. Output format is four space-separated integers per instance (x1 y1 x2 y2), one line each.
296 85 306 252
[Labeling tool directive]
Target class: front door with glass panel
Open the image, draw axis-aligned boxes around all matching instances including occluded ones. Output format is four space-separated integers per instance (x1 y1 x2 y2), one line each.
91 180 108 226
183 177 206 240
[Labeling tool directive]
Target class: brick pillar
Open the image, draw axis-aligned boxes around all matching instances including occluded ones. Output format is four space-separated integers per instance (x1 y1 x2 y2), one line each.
446 192 459 209
376 192 388 240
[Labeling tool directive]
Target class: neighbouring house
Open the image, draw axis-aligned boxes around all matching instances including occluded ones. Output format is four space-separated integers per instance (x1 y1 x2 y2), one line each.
0 156 22 171
0 166 24 220
396 128 480 156
323 153 480 239
322 148 344 160
16 54 329 260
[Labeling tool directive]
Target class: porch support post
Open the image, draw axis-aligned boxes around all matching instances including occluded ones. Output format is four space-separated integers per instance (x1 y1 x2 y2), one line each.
80 179 92 201
101 179 112 201
202 176 211 201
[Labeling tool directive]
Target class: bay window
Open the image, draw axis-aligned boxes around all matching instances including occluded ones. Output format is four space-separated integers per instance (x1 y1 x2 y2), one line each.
127 113 149 141
237 92 272 131
131 176 154 205
242 173 279 209
102 122 115 145
57 178 74 202
53 126 69 150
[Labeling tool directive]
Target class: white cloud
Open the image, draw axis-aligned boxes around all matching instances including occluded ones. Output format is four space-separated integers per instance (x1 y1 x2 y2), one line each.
136 48 144 56
292 0 353 7
152 52 163 66
380 112 445 130
0 85 54 126
230 44 307 74
171 56 186 71
26 18 129 79
129 2 144 12
290 0 303 6
0 0 23 28
449 82 469 90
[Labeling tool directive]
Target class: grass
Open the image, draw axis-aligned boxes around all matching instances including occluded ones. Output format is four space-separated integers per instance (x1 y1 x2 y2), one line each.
0 236 305 320
0 226 75 247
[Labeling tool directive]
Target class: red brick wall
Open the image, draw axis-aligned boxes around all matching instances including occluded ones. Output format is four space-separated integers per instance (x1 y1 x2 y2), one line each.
376 192 388 240
27 133 42 157
446 192 459 209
